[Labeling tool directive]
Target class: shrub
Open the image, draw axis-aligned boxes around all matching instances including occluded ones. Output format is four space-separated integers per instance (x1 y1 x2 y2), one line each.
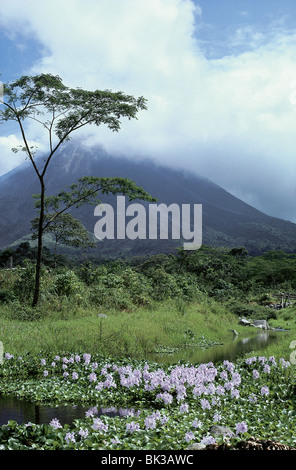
9 301 44 321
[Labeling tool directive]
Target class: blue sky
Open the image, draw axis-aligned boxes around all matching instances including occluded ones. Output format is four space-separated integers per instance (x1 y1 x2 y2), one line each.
0 0 295 222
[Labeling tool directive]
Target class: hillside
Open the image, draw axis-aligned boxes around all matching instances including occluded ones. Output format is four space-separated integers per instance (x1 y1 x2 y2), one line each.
0 142 296 257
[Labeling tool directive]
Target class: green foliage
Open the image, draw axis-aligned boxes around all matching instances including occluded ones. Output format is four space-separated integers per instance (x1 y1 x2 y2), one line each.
53 270 83 297
9 301 44 322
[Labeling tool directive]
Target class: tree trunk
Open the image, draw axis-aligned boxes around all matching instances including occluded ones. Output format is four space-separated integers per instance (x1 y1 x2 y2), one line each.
32 180 45 307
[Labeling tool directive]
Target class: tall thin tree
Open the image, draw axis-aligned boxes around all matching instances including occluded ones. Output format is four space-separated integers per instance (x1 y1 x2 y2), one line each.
0 74 153 306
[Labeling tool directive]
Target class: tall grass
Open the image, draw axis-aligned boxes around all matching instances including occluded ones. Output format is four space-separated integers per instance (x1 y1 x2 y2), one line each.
0 298 252 359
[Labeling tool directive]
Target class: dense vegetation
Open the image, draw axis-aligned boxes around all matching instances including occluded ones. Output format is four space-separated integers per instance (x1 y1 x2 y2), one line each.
0 244 296 450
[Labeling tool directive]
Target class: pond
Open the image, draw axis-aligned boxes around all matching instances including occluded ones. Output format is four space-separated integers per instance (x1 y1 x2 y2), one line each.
0 396 139 427
0 330 290 427
147 330 291 365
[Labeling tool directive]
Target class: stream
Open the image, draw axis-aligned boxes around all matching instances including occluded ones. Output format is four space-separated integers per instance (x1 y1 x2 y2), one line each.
147 330 290 364
0 330 291 427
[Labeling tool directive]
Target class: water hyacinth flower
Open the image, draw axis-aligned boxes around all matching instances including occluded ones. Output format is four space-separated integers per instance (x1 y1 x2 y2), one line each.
245 356 256 365
144 415 157 430
126 421 140 433
49 418 62 429
65 432 76 444
253 369 260 379
192 418 202 429
231 388 239 399
72 372 79 380
200 398 211 410
78 428 88 439
201 435 216 446
111 437 121 445
261 386 269 396
213 413 222 422
232 372 241 386
83 353 91 364
43 370 48 377
93 418 108 432
235 421 248 434
156 392 173 405
179 402 189 413
89 372 97 383
95 382 104 391
280 358 290 368
5 353 14 360
185 431 195 443
269 356 276 365
249 393 257 403
41 359 46 366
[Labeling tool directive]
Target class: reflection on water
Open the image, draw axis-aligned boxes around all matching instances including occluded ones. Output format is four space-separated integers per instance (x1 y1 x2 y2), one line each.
148 331 289 365
0 396 138 427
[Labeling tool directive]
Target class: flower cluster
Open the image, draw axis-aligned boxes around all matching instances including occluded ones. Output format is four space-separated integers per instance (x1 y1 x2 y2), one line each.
1 351 293 450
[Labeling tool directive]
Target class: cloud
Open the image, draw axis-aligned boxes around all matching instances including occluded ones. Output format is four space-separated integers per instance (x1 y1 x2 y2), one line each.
0 0 295 221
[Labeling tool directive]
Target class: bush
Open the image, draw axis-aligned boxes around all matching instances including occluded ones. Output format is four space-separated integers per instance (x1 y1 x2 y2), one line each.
53 270 83 297
9 301 44 321
229 301 276 321
0 288 16 303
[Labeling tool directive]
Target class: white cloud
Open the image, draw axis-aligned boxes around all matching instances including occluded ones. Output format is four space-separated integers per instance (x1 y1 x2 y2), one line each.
0 0 295 220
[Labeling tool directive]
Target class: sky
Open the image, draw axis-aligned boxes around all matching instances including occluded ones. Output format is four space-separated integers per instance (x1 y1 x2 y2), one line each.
0 0 295 222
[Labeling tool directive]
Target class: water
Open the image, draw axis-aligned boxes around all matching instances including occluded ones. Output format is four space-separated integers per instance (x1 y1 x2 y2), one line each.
0 396 138 427
147 331 290 365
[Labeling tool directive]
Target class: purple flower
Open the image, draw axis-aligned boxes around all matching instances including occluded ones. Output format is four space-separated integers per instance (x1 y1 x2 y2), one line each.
216 385 225 396
78 428 88 439
144 415 157 430
235 421 248 434
185 431 195 443
201 435 216 446
83 353 91 364
280 358 290 368
92 418 108 432
156 392 173 405
200 398 211 410
245 356 256 365
41 359 46 366
5 353 14 360
72 372 79 380
95 382 104 391
89 372 97 383
192 418 202 429
65 432 76 444
253 369 260 379
213 413 222 422
249 393 257 403
231 388 240 399
261 386 269 396
126 421 140 433
49 418 62 429
179 402 189 413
